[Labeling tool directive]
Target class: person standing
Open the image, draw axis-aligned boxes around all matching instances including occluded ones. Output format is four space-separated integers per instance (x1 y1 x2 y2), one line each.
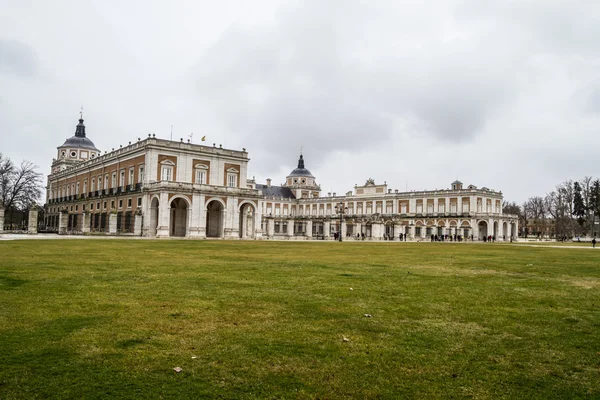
593 237 597 248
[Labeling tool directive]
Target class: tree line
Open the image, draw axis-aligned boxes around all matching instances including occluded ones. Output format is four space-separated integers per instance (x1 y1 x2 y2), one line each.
503 177 600 239
0 153 44 230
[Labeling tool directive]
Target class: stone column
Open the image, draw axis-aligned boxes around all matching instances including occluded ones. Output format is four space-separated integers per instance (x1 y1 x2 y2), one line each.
134 212 143 236
0 206 4 233
306 220 313 239
287 219 294 238
81 211 90 234
27 207 38 234
267 217 275 239
108 213 118 234
225 197 239 239
220 209 227 238
59 209 69 234
156 192 170 237
323 220 331 239
189 193 202 238
394 223 402 240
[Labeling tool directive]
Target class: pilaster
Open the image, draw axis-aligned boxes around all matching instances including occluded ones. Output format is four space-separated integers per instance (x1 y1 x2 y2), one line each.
81 211 90 234
134 212 143 236
108 212 118 234
27 207 38 234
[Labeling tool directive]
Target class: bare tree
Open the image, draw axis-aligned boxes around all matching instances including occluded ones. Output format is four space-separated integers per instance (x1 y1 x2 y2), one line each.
525 196 547 238
581 176 595 234
0 154 44 228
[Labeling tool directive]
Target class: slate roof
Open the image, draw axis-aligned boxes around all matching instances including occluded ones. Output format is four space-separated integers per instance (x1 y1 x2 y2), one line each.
59 118 100 151
287 154 314 178
256 184 296 199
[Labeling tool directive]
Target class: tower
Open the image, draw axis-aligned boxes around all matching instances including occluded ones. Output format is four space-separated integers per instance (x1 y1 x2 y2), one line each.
51 114 101 173
284 153 321 199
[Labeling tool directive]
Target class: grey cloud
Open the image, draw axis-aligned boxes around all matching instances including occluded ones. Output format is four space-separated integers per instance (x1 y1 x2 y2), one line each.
193 0 521 170
0 39 37 77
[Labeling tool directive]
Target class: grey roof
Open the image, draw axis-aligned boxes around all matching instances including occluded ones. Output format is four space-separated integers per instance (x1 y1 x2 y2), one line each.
60 136 99 151
256 184 296 199
287 154 314 178
58 118 100 151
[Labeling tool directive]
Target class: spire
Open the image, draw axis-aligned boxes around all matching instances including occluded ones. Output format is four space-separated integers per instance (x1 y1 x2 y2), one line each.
74 112 86 138
297 153 305 169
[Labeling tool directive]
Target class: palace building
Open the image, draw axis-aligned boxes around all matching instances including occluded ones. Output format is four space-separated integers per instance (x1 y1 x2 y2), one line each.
44 116 518 240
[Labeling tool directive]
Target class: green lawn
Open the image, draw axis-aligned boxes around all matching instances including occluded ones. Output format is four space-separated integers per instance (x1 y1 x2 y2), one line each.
0 240 598 399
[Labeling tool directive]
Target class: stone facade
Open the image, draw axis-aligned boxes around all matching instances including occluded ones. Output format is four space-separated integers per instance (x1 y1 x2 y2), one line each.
43 116 518 240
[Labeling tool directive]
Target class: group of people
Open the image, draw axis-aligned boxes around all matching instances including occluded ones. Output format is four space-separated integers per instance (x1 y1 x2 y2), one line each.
430 234 466 242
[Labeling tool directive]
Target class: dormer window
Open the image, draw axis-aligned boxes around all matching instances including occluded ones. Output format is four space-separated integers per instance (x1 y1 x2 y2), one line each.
293 179 298 184
70 151 77 158
301 179 306 184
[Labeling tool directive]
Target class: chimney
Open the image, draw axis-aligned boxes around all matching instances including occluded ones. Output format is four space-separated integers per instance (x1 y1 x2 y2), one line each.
333 192 336 197
266 178 271 187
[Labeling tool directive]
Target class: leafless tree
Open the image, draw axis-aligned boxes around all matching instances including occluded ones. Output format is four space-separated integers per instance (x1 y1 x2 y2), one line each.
0 154 44 228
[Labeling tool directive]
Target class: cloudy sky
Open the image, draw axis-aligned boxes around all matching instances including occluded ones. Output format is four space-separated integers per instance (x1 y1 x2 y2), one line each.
1 0 599 203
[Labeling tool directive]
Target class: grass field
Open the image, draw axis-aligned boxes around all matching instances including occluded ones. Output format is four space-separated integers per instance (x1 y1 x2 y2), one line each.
0 240 599 399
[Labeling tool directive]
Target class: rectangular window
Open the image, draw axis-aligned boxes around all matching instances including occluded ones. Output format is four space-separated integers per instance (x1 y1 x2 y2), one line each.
128 169 134 186
91 178 95 192
137 197 142 207
112 173 117 188
82 205 85 211
196 170 206 184
75 205 78 211
127 198 132 208
138 166 144 183
91 203 94 210
76 182 80 195
161 166 173 181
119 170 125 187
83 180 87 194
227 173 237 187
104 175 108 189
119 199 123 209
111 200 115 209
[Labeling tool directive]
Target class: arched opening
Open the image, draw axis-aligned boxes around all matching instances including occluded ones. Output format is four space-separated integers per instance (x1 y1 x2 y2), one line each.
239 202 256 239
385 222 394 240
437 221 445 237
511 222 517 239
502 222 508 240
206 200 224 238
150 197 159 237
170 198 188 237
461 221 471 239
478 221 488 240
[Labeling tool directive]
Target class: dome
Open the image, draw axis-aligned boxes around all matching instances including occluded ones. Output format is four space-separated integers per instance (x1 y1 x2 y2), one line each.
287 154 314 178
58 118 99 151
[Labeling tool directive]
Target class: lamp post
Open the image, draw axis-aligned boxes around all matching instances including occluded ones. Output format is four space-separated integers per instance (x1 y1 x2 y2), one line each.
335 202 348 242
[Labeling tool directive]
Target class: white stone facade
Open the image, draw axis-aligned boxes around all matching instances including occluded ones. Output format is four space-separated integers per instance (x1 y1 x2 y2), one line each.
44 118 518 240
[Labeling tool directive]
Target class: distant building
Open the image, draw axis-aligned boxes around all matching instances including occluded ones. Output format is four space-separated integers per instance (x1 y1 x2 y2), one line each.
44 116 518 240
